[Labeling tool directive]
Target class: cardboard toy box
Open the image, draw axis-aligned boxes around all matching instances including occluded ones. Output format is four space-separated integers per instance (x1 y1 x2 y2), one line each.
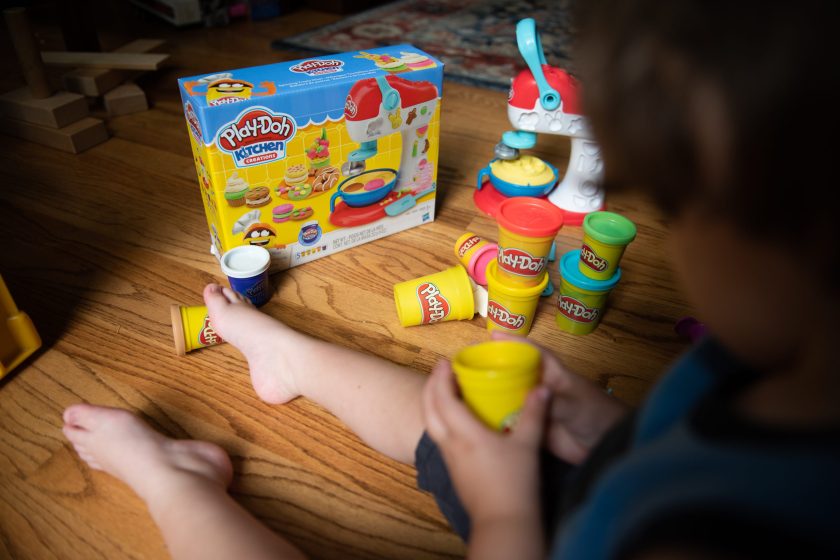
178 45 443 271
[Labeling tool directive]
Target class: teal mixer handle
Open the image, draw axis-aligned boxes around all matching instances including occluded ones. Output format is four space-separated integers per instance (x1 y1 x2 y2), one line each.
516 18 560 111
376 76 400 111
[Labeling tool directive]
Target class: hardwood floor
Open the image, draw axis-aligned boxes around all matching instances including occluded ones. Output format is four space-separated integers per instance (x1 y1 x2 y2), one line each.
0 5 693 559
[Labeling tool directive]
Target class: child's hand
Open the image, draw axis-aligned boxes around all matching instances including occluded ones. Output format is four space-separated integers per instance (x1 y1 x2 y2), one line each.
492 333 630 465
422 360 549 525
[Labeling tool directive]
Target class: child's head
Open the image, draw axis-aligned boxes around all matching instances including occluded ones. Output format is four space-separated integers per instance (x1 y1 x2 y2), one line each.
571 0 835 370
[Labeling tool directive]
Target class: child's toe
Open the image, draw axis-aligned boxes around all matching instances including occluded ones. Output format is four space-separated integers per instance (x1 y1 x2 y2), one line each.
63 403 98 429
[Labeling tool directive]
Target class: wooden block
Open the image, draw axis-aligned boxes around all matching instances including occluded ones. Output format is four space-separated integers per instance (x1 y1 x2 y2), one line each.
42 51 170 71
63 39 166 97
104 83 148 116
0 115 108 153
3 7 53 98
0 87 89 128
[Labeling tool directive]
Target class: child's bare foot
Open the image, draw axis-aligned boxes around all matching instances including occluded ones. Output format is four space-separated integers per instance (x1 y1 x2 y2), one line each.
62 404 233 504
203 283 301 404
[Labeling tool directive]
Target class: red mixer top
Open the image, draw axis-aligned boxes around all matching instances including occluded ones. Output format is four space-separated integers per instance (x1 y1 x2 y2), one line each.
508 65 582 114
345 75 438 121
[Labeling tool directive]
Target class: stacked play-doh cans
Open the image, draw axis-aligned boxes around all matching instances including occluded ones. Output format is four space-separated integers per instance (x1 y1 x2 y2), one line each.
392 233 495 328
556 211 636 335
486 198 564 335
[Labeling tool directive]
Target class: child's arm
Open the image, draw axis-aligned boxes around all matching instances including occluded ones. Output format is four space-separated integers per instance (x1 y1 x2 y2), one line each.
492 333 630 465
422 362 549 560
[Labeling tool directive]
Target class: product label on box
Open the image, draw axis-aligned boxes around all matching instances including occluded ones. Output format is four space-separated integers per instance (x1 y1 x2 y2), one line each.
291 59 344 76
217 107 297 168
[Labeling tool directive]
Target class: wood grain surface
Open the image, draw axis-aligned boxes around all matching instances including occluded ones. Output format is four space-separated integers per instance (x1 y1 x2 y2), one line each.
0 6 694 559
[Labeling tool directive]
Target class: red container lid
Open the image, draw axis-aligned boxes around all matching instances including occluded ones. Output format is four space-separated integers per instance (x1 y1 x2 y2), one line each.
497 197 564 238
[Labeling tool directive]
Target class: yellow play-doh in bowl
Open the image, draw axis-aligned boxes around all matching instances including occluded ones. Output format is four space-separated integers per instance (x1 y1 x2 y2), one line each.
477 156 559 197
490 155 555 186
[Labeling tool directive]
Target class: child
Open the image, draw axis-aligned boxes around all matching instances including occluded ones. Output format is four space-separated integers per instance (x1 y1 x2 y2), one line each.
63 0 839 558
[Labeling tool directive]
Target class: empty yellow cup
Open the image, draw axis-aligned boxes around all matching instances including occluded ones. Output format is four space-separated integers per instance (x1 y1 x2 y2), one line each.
453 340 541 431
579 211 636 280
394 265 475 326
170 304 225 355
485 260 549 335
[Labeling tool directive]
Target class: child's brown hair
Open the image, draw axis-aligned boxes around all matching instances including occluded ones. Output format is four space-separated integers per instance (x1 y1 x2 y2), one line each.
572 0 833 270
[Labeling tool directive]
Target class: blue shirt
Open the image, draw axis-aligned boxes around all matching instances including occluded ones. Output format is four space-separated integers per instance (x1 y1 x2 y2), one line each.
551 339 840 558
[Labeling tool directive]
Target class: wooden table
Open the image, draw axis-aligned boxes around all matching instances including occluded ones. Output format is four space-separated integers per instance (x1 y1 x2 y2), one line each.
0 7 693 560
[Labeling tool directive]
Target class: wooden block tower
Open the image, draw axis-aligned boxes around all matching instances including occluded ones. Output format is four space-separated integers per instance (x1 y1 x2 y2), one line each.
0 7 108 153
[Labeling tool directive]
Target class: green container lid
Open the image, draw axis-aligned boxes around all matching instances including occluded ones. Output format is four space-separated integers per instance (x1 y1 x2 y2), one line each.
583 211 637 246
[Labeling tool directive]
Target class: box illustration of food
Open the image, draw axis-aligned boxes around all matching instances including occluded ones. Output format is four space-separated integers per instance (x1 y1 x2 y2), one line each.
178 45 443 270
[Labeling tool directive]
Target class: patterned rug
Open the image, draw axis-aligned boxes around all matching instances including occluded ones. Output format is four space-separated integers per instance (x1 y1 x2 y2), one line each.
272 0 573 90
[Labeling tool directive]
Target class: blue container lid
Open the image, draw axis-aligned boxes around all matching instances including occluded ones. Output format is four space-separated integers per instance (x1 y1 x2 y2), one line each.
559 249 621 291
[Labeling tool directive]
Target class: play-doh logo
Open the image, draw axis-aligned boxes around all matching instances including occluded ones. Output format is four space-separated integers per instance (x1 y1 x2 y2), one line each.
558 296 600 323
457 235 481 258
498 247 546 276
487 300 526 330
417 282 450 323
216 106 297 167
345 96 358 118
580 244 608 272
298 221 322 246
290 59 344 76
198 316 223 346
184 102 202 143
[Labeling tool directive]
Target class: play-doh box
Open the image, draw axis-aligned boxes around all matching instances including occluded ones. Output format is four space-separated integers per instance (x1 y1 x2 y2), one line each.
178 46 443 271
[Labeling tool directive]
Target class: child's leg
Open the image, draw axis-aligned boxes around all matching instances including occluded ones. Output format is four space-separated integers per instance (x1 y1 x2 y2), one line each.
62 404 305 560
204 284 426 465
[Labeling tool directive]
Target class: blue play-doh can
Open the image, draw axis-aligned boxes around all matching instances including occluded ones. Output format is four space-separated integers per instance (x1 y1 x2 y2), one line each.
220 245 272 307
556 249 621 335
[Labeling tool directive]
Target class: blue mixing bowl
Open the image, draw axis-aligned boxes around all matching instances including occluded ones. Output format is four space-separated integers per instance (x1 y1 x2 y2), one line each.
330 168 398 211
476 159 558 197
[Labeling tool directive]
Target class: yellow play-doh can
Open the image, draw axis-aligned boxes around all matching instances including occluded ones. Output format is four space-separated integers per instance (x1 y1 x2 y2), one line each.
557 250 621 335
453 340 541 431
496 197 563 287
579 211 636 280
453 232 498 287
393 265 475 327
485 260 549 335
170 304 225 355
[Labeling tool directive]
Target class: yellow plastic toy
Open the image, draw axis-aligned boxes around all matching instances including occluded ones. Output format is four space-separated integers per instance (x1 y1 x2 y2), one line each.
452 340 541 431
393 265 475 327
0 275 41 378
